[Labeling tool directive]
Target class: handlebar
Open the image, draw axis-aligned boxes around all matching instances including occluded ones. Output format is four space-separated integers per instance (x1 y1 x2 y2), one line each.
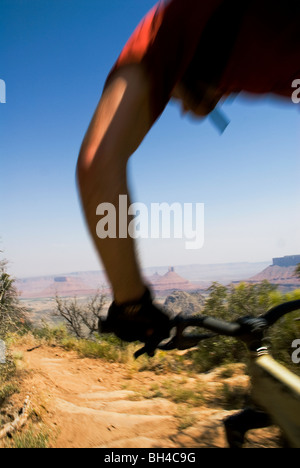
261 300 300 326
156 299 300 354
99 299 300 358
181 315 242 336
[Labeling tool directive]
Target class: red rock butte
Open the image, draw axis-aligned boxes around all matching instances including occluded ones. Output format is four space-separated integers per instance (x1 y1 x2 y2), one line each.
147 267 197 292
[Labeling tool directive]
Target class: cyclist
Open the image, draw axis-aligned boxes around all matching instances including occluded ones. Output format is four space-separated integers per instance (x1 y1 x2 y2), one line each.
76 0 300 347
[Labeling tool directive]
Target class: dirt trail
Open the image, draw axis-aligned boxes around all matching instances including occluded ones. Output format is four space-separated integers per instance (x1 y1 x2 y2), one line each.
10 344 280 448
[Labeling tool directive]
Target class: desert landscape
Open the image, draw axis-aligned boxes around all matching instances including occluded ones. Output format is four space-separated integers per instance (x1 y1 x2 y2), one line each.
16 257 300 326
1 256 299 449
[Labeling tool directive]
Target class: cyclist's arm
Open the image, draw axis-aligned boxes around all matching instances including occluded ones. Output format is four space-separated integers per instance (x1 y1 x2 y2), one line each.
76 65 155 304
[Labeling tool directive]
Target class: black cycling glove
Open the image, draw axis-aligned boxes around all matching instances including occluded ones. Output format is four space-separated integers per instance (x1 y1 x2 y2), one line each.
98 287 171 356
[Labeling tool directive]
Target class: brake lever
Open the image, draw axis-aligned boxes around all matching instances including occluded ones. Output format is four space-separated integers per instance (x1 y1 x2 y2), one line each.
134 343 156 359
158 332 215 351
134 314 215 358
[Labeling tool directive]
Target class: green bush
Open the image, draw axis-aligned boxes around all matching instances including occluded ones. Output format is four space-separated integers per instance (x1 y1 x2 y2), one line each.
188 282 300 374
267 292 300 369
32 321 70 344
8 425 50 449
0 257 30 404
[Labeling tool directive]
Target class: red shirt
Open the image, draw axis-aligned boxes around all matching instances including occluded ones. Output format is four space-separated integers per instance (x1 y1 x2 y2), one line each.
105 0 300 121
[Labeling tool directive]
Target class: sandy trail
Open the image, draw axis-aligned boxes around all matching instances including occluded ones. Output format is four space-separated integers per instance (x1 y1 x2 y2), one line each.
11 345 280 448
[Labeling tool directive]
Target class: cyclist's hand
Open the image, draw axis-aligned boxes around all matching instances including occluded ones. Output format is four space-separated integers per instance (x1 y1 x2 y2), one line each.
98 288 171 355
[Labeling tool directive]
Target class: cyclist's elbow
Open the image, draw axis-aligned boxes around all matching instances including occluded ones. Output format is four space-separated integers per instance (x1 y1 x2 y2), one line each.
76 137 102 196
76 65 152 192
76 144 95 192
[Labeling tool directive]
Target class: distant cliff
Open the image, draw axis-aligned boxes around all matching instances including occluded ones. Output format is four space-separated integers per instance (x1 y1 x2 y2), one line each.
272 255 300 268
249 255 300 292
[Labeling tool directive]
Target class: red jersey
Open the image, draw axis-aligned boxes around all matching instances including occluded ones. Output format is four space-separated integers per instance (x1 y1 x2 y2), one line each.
105 0 300 121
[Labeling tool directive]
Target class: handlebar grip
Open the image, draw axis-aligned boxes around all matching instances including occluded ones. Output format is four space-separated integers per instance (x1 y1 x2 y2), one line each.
172 314 242 337
199 316 242 336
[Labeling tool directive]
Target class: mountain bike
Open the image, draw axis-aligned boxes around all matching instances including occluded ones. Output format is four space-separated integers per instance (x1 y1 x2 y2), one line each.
136 299 300 448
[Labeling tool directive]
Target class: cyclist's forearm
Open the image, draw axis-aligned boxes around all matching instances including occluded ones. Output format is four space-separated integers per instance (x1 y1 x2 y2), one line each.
76 66 153 304
77 159 146 304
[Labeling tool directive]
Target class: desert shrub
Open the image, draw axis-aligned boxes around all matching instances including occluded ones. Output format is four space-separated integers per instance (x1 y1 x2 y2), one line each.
6 424 50 449
0 256 30 400
52 292 107 339
32 321 70 344
0 258 30 339
267 289 300 369
188 282 300 374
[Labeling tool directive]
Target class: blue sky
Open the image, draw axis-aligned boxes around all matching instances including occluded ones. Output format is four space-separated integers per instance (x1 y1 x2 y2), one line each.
0 0 299 278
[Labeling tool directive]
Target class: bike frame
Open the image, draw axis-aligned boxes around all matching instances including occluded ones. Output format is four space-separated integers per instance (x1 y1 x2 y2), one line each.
155 299 300 448
249 349 300 448
102 298 300 447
